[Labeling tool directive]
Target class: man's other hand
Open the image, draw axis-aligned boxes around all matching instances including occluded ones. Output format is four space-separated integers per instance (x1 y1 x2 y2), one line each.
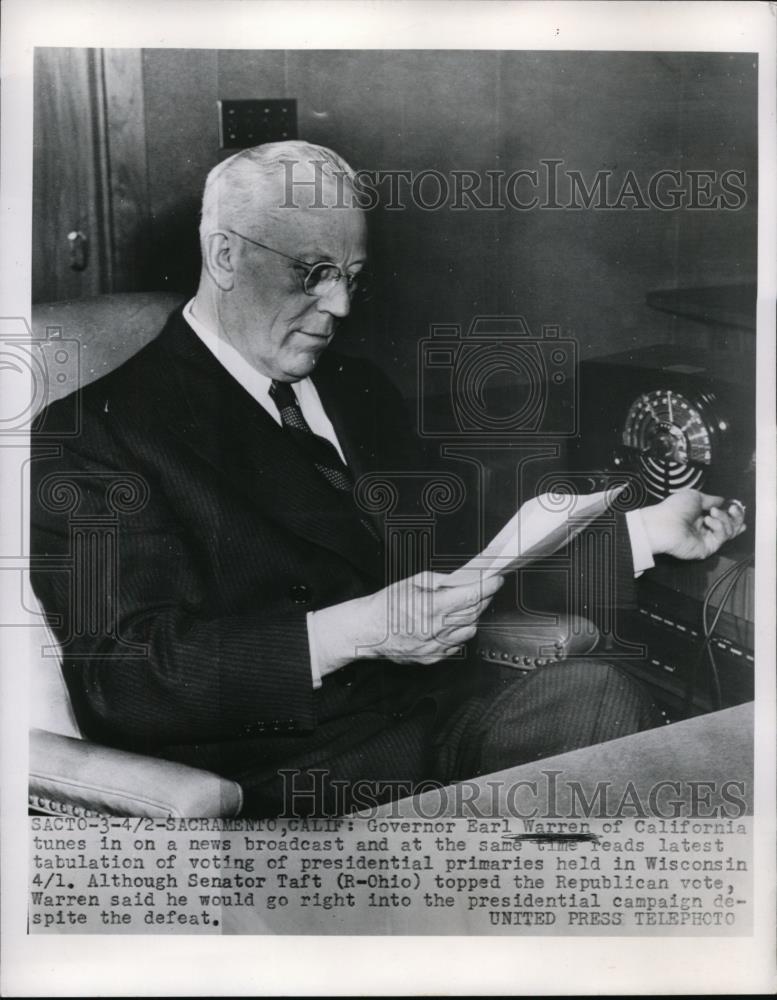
640 489 746 561
313 571 504 676
362 571 504 665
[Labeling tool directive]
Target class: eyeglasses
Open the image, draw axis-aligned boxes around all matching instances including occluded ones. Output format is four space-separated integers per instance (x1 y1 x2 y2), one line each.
227 228 371 302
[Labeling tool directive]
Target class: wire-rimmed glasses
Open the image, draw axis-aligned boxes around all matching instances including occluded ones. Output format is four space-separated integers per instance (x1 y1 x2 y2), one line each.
227 228 372 302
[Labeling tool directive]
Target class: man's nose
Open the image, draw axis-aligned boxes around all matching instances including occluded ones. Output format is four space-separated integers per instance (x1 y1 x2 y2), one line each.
316 278 352 319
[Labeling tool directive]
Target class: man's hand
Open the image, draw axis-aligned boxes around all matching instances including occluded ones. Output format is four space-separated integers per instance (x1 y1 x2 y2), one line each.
313 571 504 677
640 489 746 561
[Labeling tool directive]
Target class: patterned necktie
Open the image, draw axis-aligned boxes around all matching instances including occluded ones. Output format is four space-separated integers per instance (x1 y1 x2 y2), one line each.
269 379 354 493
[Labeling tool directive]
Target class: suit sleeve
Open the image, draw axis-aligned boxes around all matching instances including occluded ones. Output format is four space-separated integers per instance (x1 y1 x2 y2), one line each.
30 396 318 752
565 510 640 633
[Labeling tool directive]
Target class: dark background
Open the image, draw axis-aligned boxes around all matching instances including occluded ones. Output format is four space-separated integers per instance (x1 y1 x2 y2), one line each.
33 48 757 399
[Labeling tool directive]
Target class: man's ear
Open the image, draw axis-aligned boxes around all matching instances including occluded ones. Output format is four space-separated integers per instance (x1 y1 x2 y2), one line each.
203 231 235 291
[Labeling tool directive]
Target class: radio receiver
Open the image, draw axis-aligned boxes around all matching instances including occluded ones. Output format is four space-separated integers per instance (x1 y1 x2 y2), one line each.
573 344 755 507
572 342 755 718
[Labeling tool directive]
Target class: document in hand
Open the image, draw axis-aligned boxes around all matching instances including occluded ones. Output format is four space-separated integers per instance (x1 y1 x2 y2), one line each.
445 486 626 586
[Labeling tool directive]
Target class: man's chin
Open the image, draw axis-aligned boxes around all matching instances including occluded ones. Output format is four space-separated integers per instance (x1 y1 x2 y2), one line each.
282 346 327 380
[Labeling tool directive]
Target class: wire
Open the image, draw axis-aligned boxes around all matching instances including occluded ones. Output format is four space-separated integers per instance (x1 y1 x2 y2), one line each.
703 557 752 644
684 555 753 712
703 558 752 711
684 562 739 711
683 556 751 711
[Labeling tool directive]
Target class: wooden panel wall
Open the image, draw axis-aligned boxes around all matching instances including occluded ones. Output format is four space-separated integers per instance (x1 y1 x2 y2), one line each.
33 48 152 302
33 48 107 302
101 49 150 291
141 49 219 295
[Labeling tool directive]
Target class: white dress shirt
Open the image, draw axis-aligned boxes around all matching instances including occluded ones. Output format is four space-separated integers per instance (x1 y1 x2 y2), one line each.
626 509 655 576
183 298 653 690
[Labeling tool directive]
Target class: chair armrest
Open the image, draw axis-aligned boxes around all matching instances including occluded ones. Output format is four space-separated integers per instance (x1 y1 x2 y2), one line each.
29 729 243 818
476 609 599 671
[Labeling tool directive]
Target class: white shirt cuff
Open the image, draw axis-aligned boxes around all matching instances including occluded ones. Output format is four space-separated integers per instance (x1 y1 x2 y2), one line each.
307 611 323 689
625 508 655 577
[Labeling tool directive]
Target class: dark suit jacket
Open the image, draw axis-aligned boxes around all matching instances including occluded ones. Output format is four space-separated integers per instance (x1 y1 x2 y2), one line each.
30 308 638 785
31 309 435 749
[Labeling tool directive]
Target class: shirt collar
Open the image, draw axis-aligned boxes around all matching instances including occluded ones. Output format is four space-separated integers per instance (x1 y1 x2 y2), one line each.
182 298 296 419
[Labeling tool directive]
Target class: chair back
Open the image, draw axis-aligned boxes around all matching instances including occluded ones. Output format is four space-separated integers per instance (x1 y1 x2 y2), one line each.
28 606 81 738
32 291 185 402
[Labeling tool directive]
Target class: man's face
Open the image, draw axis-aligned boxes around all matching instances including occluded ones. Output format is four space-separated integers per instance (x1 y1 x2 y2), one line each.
221 177 368 382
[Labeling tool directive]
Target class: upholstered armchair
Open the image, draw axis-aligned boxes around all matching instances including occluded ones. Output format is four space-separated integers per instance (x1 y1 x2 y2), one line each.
28 292 598 818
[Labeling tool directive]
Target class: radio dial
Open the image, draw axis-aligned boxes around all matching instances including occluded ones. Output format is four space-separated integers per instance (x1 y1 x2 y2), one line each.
621 388 721 499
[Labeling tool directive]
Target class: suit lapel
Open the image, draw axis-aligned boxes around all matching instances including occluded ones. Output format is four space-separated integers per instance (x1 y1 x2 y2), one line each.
155 313 384 584
312 356 379 481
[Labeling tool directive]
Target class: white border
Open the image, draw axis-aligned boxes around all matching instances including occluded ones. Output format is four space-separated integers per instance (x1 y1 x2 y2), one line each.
2 1 775 995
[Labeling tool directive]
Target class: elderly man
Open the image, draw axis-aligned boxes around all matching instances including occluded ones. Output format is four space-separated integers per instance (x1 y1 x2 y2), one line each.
30 141 745 817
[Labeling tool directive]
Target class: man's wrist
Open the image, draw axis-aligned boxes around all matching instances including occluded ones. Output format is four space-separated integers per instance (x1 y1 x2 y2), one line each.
625 508 656 576
308 597 376 680
306 611 324 689
637 503 664 559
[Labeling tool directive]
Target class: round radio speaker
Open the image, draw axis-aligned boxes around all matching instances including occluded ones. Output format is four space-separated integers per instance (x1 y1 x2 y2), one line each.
620 389 723 500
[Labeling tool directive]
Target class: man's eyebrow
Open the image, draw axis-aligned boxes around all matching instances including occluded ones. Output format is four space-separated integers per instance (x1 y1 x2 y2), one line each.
296 246 368 267
295 246 329 261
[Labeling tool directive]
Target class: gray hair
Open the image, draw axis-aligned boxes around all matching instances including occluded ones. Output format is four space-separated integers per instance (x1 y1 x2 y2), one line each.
199 140 357 246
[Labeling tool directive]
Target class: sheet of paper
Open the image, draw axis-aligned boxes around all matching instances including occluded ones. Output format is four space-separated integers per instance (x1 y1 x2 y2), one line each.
444 486 625 586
